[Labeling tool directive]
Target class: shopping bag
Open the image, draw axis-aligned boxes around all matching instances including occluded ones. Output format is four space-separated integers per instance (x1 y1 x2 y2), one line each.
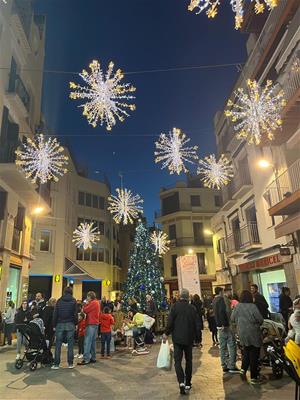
156 340 171 369
143 315 155 329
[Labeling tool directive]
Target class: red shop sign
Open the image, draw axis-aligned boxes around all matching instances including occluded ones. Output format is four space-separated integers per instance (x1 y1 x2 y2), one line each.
239 253 291 273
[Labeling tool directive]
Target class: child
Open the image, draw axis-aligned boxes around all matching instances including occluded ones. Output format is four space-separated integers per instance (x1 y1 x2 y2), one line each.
287 298 300 345
99 307 115 358
207 306 218 345
75 312 86 358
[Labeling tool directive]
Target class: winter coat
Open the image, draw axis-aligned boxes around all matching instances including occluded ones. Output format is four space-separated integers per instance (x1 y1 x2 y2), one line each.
42 305 55 339
4 307 16 324
15 307 31 325
207 308 217 332
99 313 115 333
213 295 229 328
83 300 100 325
53 294 78 326
253 292 269 319
165 300 197 346
77 319 86 337
145 300 156 317
231 303 264 348
36 300 46 317
279 294 293 316
191 300 204 330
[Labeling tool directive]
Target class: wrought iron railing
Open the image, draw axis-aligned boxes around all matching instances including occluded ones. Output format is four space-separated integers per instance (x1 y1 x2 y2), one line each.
8 75 30 111
226 222 261 253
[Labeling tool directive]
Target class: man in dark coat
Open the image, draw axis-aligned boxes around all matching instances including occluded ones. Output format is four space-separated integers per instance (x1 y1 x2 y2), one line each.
163 288 197 395
250 284 270 319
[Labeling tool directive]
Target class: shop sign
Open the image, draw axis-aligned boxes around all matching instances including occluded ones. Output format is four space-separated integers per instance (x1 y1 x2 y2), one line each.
103 280 111 287
54 274 61 283
239 253 292 273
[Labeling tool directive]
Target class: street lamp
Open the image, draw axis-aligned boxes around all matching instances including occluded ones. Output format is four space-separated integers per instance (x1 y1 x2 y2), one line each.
32 206 44 215
257 159 272 169
188 248 193 255
204 229 213 236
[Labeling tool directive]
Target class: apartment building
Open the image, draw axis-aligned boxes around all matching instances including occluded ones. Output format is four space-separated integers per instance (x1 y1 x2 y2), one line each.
211 0 300 311
0 0 47 309
29 150 123 301
156 176 221 298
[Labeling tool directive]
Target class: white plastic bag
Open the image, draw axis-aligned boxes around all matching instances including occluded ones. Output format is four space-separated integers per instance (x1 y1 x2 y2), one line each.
156 340 171 369
143 315 155 329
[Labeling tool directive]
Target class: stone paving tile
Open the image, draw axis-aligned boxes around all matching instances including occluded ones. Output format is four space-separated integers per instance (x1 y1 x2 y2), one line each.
0 329 296 400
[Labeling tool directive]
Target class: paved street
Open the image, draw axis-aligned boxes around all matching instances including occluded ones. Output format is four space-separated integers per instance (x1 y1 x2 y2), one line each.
0 329 295 400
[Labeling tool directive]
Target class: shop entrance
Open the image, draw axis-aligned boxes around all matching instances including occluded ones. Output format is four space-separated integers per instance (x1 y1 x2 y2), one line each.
28 275 53 301
82 280 102 300
6 265 21 307
258 269 286 313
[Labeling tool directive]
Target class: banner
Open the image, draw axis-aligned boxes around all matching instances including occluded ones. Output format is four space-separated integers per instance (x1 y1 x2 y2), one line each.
176 255 201 297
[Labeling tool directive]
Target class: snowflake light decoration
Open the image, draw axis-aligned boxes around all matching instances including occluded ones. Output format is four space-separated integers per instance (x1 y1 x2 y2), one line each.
155 127 198 175
188 0 278 30
72 222 100 250
151 231 170 257
108 188 143 225
198 154 234 189
15 134 68 184
69 60 136 131
225 79 286 145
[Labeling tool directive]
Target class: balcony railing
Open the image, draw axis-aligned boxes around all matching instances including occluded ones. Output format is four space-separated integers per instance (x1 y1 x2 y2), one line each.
0 140 20 163
11 227 22 253
8 75 30 111
171 237 213 247
226 222 261 254
12 0 32 39
264 159 300 208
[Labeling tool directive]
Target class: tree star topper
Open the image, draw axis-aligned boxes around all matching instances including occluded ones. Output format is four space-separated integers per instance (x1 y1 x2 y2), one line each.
15 134 68 184
188 1 278 30
151 231 170 257
198 154 234 189
72 222 100 250
69 60 136 131
155 127 198 175
108 188 143 225
225 79 286 145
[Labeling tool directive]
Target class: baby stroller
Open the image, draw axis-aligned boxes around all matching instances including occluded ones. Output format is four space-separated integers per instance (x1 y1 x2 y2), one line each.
15 320 53 371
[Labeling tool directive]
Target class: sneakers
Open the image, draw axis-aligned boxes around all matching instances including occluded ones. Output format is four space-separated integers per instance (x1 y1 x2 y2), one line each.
16 354 21 360
185 383 192 391
223 367 229 373
179 383 186 395
250 378 262 385
240 369 247 381
77 360 89 366
68 364 75 369
51 365 59 370
74 354 79 358
89 359 97 364
229 367 240 374
78 354 83 359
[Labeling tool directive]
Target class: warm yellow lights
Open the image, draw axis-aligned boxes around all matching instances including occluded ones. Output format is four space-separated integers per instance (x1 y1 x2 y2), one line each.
188 248 194 255
258 159 271 169
33 207 44 215
204 229 213 236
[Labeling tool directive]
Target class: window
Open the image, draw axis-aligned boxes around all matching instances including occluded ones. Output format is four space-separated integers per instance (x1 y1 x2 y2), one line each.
197 252 206 274
40 230 51 252
92 195 98 208
78 192 105 209
162 192 180 216
98 221 105 235
169 224 176 240
98 196 104 209
193 222 204 245
191 195 201 207
85 193 92 207
171 254 177 277
78 191 85 205
98 249 104 262
214 195 222 207
0 191 7 220
105 249 110 263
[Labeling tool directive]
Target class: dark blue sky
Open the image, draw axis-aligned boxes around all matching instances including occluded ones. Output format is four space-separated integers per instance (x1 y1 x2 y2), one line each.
34 0 248 223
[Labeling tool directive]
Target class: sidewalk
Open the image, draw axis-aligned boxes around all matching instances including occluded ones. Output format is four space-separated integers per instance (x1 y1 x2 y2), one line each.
0 329 295 400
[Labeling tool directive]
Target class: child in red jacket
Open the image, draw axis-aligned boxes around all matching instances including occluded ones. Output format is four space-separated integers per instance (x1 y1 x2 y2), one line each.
76 312 86 359
99 307 114 358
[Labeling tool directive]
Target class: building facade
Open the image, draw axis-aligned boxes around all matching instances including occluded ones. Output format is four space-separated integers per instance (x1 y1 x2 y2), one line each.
0 0 47 309
211 0 300 311
156 177 221 298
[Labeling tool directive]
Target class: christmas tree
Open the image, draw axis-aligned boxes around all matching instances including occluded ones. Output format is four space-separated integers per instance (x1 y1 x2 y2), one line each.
123 222 165 310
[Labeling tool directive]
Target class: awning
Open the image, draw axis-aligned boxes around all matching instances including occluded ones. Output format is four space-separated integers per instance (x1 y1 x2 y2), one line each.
64 258 96 282
275 212 300 239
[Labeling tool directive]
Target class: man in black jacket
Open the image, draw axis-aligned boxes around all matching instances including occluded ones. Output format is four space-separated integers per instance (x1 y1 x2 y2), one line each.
163 288 197 395
251 284 270 319
52 287 78 369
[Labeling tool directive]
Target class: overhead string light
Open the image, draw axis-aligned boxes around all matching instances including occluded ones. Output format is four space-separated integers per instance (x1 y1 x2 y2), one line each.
108 188 143 225
188 1 279 30
69 60 136 131
15 134 68 184
72 222 100 250
225 79 286 145
155 127 198 175
198 154 234 189
151 231 170 257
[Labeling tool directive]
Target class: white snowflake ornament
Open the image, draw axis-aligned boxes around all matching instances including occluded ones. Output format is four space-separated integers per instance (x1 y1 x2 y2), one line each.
72 222 100 250
151 231 170 257
108 188 143 225
198 154 234 189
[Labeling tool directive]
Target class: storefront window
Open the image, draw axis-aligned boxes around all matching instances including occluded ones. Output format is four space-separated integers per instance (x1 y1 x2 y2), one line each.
6 266 21 306
259 269 286 313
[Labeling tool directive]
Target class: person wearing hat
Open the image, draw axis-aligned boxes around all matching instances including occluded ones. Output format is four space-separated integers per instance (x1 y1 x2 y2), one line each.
163 288 197 395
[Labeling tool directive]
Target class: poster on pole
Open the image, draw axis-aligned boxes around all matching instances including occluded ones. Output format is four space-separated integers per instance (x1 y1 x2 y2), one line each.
176 255 201 297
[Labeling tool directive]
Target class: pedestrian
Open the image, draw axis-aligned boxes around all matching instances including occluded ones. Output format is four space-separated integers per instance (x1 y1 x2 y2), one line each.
279 287 293 329
191 294 204 347
250 284 269 319
207 305 218 345
42 298 56 349
213 287 239 374
15 300 31 358
163 288 197 395
52 287 78 370
231 293 239 309
35 292 46 317
231 290 264 385
128 298 138 313
75 312 86 359
3 301 16 346
286 298 300 345
101 296 114 312
99 307 115 358
78 291 100 365
145 294 156 317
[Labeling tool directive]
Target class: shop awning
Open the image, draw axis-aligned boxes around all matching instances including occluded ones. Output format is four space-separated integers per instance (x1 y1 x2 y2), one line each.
64 258 96 282
275 212 300 239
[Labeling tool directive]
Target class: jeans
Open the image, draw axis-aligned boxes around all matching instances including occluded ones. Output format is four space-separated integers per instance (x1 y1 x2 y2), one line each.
173 343 193 385
4 323 14 345
83 324 98 362
101 332 111 356
242 346 260 379
54 322 75 366
218 327 237 370
16 329 28 354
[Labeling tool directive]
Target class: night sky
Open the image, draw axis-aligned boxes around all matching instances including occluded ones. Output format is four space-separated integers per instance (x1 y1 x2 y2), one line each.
34 0 248 223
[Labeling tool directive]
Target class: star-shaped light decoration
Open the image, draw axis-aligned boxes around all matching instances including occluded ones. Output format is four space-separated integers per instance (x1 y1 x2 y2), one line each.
108 188 143 225
69 60 136 131
155 127 198 175
188 0 278 30
72 222 100 250
15 134 68 184
151 231 170 257
225 79 286 145
197 154 234 189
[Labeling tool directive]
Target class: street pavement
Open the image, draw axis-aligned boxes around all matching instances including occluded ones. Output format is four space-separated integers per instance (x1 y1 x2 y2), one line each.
0 328 295 400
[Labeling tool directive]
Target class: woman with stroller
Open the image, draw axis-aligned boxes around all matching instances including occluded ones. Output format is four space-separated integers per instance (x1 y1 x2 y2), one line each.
15 300 31 359
231 290 264 385
3 301 16 346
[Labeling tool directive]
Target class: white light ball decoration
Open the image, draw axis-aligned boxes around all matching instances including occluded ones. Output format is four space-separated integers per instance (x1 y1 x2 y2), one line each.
151 230 170 257
69 60 136 131
15 134 69 184
151 290 155 295
197 154 234 189
72 222 100 250
146 260 151 264
160 277 164 283
108 188 143 225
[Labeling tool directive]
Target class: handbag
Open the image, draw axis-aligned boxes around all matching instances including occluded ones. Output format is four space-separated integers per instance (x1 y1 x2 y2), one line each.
156 339 171 369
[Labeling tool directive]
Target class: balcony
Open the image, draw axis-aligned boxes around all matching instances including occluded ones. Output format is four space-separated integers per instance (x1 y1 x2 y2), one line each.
221 182 236 211
264 159 300 216
6 75 30 118
232 163 253 199
11 227 22 253
11 0 32 53
171 237 213 248
226 222 262 256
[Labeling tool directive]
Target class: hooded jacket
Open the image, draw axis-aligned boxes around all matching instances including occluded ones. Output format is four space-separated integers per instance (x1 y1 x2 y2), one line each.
165 300 197 346
53 294 78 326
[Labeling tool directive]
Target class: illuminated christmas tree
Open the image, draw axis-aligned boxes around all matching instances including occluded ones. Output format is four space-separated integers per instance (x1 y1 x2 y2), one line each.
123 222 165 310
